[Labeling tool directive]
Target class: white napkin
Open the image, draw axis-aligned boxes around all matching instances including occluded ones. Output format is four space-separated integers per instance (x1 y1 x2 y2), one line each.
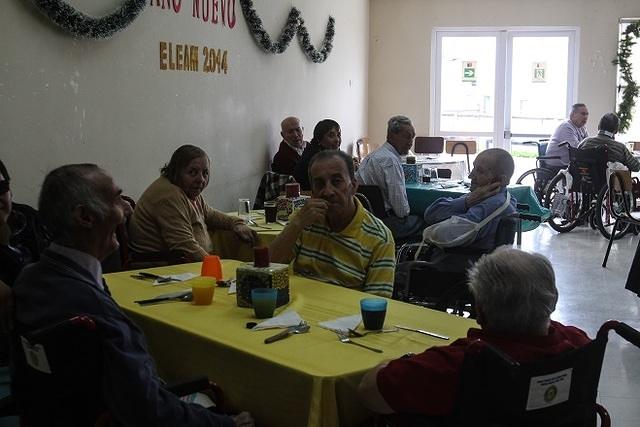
252 310 304 331
318 314 362 334
152 272 197 286
228 281 237 295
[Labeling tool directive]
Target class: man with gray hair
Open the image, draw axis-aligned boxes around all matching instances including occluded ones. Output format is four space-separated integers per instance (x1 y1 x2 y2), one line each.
12 164 253 426
358 248 589 418
545 103 590 167
272 116 307 175
356 115 426 241
579 112 640 171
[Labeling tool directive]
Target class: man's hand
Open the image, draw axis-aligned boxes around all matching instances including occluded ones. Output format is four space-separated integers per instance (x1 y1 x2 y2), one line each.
465 182 501 209
232 223 258 244
0 280 13 333
232 411 254 427
290 199 329 229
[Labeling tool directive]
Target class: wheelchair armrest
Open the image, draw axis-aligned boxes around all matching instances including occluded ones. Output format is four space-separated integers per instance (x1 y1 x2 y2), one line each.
516 203 530 211
614 322 640 348
537 155 561 160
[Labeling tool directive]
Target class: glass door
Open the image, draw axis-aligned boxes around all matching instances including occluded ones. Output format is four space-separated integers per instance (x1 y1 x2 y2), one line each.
432 27 578 163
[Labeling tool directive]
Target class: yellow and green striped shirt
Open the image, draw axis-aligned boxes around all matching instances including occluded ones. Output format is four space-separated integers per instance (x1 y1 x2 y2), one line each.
293 199 396 297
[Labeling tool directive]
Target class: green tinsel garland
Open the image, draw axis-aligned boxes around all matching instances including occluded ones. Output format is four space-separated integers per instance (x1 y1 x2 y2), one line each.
28 0 146 39
614 22 640 133
239 0 335 63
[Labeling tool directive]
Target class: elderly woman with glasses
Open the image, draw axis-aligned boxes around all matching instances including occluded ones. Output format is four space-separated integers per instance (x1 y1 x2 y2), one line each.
129 145 257 262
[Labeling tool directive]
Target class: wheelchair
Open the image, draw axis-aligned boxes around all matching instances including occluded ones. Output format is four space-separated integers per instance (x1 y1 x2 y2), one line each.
544 145 634 240
394 211 540 317
515 139 563 206
380 319 640 427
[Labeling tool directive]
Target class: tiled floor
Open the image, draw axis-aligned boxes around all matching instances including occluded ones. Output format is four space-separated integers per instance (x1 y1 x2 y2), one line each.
520 223 640 426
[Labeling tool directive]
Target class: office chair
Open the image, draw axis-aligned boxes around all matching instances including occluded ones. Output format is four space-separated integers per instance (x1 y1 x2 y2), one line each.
357 185 388 219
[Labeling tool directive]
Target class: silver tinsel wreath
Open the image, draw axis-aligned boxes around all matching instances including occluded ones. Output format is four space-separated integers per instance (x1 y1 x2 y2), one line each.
28 0 147 39
239 0 335 63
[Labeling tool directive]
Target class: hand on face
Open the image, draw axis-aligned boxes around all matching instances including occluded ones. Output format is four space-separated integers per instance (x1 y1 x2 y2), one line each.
466 181 501 208
290 198 329 228
232 223 259 245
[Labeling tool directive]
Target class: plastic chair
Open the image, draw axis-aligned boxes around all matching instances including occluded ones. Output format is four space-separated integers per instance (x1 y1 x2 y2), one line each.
445 140 477 173
11 315 224 426
383 320 640 427
357 185 388 219
602 171 640 267
356 137 380 161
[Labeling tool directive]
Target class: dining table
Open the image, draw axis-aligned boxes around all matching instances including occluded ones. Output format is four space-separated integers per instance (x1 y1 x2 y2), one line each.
405 182 550 232
105 260 477 427
211 212 284 261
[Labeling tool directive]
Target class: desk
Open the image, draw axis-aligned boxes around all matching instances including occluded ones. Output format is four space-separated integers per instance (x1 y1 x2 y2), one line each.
211 212 283 261
106 261 476 427
405 182 550 232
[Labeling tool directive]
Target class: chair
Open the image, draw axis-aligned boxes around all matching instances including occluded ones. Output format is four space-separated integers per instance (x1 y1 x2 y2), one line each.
602 171 640 267
357 185 388 219
254 171 295 209
445 139 477 173
356 137 380 161
11 315 224 426
355 192 374 213
383 320 640 427
414 137 444 155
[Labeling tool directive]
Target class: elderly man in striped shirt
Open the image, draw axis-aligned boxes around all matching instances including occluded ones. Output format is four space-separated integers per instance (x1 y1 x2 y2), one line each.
579 112 640 171
269 150 396 297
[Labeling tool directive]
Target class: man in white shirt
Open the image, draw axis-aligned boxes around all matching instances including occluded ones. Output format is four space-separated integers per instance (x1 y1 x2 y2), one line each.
545 103 589 167
356 115 426 241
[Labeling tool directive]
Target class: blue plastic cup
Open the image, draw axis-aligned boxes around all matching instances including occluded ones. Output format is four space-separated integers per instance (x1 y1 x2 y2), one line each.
360 298 387 330
251 288 278 319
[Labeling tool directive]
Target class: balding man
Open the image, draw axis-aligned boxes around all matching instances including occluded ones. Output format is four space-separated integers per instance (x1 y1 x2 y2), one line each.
12 164 253 426
423 148 517 250
272 116 307 176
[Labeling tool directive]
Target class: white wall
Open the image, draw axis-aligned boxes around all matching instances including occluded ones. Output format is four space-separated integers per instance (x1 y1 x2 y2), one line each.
369 0 640 144
0 0 369 210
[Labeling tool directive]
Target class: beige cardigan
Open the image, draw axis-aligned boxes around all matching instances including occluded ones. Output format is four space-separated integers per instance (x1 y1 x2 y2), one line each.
128 176 243 260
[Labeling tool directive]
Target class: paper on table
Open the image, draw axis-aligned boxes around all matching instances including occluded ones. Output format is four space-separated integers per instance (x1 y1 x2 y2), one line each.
318 314 362 334
252 310 304 331
152 273 197 286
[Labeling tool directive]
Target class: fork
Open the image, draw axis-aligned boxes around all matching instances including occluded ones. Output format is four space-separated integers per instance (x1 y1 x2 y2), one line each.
336 332 383 353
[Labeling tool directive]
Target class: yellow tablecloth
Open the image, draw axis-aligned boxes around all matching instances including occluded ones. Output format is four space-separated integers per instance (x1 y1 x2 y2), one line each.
211 211 283 261
105 261 477 427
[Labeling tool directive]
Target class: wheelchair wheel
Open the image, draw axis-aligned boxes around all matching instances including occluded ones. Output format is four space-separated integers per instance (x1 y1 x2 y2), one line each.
544 173 583 232
595 185 632 240
515 167 555 205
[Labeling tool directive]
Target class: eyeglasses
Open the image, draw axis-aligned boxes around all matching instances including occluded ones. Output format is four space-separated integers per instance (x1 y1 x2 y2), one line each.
0 180 10 195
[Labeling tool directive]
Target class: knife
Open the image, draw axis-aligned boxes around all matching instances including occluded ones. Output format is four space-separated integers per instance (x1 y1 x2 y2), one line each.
264 323 310 344
394 325 449 340
135 290 192 306
132 272 174 283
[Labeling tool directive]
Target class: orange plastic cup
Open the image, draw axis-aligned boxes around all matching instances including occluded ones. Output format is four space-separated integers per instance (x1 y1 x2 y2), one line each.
191 277 215 305
201 255 223 280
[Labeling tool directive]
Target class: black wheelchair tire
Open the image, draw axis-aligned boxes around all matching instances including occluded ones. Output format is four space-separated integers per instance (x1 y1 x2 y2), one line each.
595 185 632 240
515 167 555 205
544 173 582 233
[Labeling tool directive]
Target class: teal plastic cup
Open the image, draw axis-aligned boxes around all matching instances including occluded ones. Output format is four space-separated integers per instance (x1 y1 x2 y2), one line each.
251 288 278 319
360 298 387 330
